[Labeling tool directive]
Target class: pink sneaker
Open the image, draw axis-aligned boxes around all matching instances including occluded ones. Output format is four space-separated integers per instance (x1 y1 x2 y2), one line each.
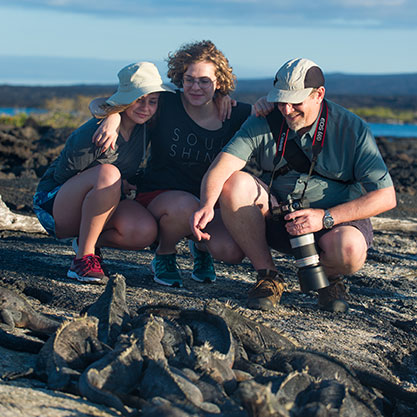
67 254 108 285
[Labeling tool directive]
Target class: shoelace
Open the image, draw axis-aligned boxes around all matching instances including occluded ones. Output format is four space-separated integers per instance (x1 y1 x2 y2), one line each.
250 277 284 297
194 250 213 270
77 255 103 274
156 255 177 273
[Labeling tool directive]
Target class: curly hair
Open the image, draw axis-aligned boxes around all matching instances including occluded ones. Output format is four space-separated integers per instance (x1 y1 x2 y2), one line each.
166 40 236 96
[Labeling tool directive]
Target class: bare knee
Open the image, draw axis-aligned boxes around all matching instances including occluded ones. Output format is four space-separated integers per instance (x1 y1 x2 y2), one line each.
154 193 200 224
115 216 157 248
221 172 265 209
222 172 253 200
320 229 367 275
95 164 122 190
340 239 367 273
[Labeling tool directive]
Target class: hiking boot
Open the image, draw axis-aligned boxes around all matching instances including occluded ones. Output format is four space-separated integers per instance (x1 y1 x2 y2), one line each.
247 269 285 311
317 277 349 313
151 253 183 288
67 254 108 285
189 241 216 283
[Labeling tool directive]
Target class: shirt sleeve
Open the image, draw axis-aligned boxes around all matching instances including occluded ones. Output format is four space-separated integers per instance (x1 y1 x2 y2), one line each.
353 125 393 192
53 119 103 184
223 115 269 162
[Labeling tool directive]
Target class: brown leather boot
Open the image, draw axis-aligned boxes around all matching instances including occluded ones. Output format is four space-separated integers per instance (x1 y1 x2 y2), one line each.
247 269 285 311
317 276 349 313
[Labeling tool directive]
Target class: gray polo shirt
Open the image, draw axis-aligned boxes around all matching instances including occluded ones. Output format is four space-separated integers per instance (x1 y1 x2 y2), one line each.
222 99 393 208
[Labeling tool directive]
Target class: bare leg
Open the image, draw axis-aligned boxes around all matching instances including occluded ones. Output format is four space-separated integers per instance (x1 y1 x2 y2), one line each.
98 199 157 250
147 191 200 254
220 171 276 271
53 164 121 258
318 225 368 277
203 208 245 264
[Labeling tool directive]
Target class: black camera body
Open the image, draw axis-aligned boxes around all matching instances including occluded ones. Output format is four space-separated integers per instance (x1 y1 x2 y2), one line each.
273 197 329 293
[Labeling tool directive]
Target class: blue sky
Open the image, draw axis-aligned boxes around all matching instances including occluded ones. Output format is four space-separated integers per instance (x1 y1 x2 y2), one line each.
1 0 416 84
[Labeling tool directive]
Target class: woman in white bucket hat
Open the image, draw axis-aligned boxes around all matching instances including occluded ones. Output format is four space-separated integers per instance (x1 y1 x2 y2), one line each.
33 62 174 284
89 41 253 288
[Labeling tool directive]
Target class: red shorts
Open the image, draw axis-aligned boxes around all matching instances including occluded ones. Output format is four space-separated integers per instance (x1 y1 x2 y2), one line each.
135 190 169 208
136 189 220 209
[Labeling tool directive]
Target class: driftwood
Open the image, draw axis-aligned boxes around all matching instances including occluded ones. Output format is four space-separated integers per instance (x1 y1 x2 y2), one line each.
0 194 415 235
371 216 417 233
0 195 46 234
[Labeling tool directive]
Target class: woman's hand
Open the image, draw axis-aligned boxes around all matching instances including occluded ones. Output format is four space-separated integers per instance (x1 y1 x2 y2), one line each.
214 94 236 122
92 113 122 152
253 96 274 117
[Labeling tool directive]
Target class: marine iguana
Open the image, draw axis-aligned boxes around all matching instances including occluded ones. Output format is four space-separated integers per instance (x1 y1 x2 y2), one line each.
0 286 60 334
36 315 109 391
267 349 384 416
0 286 61 353
79 333 144 417
84 273 131 347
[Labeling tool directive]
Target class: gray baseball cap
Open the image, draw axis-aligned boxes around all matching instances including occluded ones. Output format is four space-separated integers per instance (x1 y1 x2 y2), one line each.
106 62 174 106
267 58 325 104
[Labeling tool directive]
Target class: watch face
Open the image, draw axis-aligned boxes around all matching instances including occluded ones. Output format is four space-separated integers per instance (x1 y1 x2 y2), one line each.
324 213 334 228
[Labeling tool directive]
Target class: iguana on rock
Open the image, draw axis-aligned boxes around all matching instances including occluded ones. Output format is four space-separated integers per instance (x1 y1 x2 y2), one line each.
36 315 109 391
84 273 131 347
140 358 221 414
205 301 296 361
79 333 144 417
267 349 384 416
0 286 60 334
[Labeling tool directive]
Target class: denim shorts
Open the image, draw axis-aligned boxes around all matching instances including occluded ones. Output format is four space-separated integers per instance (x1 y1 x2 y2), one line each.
265 216 373 255
33 186 61 238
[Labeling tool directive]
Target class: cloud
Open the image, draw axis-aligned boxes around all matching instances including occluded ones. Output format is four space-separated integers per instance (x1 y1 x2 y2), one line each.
4 0 417 28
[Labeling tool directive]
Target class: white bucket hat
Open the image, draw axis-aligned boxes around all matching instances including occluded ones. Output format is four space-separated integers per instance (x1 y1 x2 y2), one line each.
267 58 325 104
106 62 174 106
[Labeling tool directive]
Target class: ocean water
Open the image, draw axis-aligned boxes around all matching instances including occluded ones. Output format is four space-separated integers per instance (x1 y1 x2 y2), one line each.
0 107 416 138
368 123 417 138
0 107 47 116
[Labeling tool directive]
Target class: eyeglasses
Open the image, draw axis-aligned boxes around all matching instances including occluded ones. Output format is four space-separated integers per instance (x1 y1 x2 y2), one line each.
183 75 215 89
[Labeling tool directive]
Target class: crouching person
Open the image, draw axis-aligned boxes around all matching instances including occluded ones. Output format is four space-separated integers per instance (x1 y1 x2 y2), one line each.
191 58 396 312
33 62 173 284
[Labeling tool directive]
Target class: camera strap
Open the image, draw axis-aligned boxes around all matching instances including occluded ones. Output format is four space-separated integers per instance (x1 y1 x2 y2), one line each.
266 100 328 210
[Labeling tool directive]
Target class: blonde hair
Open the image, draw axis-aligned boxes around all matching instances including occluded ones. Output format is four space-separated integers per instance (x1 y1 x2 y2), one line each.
167 40 236 96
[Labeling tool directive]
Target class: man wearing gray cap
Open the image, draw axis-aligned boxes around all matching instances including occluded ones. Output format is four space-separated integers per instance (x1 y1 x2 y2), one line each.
191 58 396 313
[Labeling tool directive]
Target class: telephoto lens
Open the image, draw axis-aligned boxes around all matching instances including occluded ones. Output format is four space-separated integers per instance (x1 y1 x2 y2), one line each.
289 232 329 292
284 198 330 292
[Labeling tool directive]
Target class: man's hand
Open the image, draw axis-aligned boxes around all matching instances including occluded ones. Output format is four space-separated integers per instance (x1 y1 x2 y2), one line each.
190 207 215 241
92 113 122 152
253 96 274 117
284 208 325 235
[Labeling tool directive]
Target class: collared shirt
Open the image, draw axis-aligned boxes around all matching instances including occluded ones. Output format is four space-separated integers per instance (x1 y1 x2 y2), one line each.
222 99 393 208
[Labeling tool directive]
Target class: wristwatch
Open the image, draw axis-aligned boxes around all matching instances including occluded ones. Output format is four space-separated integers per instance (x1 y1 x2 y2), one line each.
323 209 334 229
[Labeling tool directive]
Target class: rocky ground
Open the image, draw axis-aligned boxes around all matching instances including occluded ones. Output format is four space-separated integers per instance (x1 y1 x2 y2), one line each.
0 120 416 416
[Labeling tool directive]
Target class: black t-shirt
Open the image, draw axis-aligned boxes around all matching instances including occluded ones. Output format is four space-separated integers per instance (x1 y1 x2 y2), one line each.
140 90 251 197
